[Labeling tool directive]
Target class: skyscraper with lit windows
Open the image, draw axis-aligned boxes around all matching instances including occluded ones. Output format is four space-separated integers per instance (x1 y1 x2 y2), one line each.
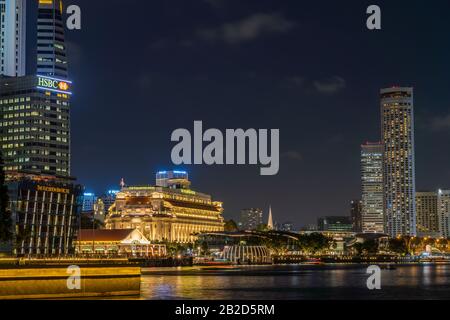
350 199 362 233
0 74 72 176
0 0 81 257
239 208 263 231
361 142 384 233
0 0 71 176
0 0 26 76
416 191 439 237
381 87 416 237
37 0 68 79
438 189 450 238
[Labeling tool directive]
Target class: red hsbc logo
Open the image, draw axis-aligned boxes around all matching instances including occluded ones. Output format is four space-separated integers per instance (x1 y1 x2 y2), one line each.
59 82 69 91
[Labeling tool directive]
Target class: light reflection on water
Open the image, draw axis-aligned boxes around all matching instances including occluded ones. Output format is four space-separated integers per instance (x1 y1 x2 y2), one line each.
140 264 450 300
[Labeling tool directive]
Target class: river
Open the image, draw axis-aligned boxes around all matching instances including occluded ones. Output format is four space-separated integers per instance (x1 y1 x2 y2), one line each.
139 264 450 300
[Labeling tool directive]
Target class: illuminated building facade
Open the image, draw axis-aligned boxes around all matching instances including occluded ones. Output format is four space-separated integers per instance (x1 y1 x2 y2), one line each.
361 142 384 233
0 0 78 257
318 216 353 232
74 229 166 257
239 208 263 231
381 87 416 237
415 191 439 237
438 189 450 238
279 222 294 232
82 192 97 212
105 171 224 243
350 199 362 233
156 170 189 188
37 0 68 78
5 172 82 256
1 0 72 176
0 0 26 76
0 75 71 176
100 190 119 212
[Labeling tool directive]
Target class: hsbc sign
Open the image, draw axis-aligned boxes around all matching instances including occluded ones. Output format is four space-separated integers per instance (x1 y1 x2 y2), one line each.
37 75 72 94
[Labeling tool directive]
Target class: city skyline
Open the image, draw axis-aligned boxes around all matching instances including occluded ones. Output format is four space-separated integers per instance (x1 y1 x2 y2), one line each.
3 0 450 228
1 0 450 303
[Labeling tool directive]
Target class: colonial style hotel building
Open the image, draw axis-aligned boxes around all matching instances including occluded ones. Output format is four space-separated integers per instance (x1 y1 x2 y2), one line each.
105 171 225 243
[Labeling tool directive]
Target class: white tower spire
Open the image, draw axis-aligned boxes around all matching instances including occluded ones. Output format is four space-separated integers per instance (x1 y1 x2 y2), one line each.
267 206 274 230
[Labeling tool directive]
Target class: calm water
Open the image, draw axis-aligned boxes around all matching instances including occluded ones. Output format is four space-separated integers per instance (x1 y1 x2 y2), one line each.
140 264 450 300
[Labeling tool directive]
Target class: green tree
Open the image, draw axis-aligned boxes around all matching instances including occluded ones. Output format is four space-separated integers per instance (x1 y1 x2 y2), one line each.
388 238 408 255
0 152 12 242
256 224 269 232
362 239 379 255
200 241 209 256
353 243 364 256
307 233 330 254
297 233 331 255
165 242 192 256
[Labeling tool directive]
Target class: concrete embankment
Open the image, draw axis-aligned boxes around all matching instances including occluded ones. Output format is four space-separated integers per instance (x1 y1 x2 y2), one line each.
0 261 141 299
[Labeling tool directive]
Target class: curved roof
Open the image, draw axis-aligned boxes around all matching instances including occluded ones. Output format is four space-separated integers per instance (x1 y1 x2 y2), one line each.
77 229 134 242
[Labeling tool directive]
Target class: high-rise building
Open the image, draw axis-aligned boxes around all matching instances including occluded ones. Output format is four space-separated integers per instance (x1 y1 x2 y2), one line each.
37 0 68 79
361 142 384 233
82 192 97 212
300 224 318 232
0 0 80 257
279 222 294 232
415 191 439 237
0 75 71 176
438 189 450 238
5 172 82 256
0 0 71 177
381 87 416 237
318 216 353 232
100 190 119 213
350 199 362 233
239 208 263 231
0 0 26 76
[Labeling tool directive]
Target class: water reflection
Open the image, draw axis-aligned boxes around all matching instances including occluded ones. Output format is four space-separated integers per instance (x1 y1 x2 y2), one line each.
140 264 450 300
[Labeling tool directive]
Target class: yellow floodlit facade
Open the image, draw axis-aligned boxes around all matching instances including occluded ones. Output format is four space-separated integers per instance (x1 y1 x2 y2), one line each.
105 171 224 243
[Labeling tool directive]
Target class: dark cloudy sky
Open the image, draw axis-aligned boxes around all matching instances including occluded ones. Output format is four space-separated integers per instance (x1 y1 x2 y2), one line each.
36 0 450 227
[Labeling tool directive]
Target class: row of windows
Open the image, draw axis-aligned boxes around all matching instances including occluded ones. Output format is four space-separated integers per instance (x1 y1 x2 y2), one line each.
8 157 69 164
0 120 68 128
4 165 68 173
0 97 31 104
2 113 69 121
5 150 69 157
4 127 68 135
2 135 68 143
1 104 69 113
2 142 69 150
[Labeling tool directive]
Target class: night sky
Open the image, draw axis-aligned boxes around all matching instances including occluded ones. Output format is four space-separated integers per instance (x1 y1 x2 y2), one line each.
36 0 450 227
